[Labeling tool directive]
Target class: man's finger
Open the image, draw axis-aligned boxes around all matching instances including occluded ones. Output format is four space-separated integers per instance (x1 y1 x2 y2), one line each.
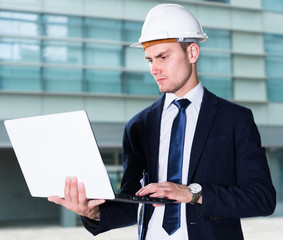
64 176 72 205
78 182 87 208
70 176 79 204
153 203 165 207
48 196 65 206
136 183 158 196
88 199 106 209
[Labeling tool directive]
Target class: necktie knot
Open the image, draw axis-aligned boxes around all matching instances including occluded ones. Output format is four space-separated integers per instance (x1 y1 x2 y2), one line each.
173 99 191 110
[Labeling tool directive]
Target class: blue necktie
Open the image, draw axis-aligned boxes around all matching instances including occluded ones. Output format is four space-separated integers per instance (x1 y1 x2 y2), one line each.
162 99 191 235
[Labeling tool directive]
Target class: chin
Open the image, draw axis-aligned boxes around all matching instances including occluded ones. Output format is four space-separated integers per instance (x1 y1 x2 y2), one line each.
158 86 172 94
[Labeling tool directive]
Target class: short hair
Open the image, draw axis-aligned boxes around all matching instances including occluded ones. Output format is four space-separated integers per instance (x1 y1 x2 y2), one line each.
179 42 193 54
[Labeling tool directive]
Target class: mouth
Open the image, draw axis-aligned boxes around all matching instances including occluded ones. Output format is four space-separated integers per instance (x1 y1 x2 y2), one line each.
156 77 167 83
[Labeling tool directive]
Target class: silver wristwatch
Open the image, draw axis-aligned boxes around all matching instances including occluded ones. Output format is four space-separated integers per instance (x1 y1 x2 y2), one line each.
188 183 202 204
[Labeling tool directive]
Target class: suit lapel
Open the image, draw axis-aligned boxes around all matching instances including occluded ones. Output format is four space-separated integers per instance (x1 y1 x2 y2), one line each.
142 89 218 184
187 88 218 183
145 95 165 183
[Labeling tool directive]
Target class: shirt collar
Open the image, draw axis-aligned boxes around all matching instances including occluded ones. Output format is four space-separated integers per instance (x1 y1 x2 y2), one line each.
164 82 204 110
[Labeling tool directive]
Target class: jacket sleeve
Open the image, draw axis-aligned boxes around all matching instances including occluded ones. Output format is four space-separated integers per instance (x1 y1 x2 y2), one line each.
81 201 138 236
201 108 276 220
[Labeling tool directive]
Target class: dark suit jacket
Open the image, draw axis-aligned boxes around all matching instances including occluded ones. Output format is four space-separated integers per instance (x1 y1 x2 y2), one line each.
82 88 276 240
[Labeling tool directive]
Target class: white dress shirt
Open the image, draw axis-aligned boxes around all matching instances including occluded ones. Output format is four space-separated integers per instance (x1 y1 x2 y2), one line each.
145 82 204 240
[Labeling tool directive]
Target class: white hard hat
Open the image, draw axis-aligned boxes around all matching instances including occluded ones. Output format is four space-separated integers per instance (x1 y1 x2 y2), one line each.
130 4 208 49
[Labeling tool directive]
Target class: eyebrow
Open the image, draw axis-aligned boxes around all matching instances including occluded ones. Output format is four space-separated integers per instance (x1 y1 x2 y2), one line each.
145 50 171 60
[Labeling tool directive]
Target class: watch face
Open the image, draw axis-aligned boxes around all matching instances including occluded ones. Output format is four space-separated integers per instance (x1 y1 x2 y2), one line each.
190 183 202 194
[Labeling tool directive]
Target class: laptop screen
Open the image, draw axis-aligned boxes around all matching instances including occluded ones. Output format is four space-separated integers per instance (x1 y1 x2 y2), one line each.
5 111 115 200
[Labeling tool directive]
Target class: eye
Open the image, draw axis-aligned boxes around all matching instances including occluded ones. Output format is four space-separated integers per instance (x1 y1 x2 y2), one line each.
161 55 168 60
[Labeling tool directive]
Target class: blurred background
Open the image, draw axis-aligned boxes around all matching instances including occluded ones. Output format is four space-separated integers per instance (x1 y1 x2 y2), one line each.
0 0 282 231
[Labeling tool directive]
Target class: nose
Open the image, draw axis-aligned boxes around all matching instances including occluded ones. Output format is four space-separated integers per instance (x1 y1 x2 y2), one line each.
150 61 162 76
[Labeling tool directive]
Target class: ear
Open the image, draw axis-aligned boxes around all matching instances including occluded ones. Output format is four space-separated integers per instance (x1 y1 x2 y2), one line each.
187 43 200 64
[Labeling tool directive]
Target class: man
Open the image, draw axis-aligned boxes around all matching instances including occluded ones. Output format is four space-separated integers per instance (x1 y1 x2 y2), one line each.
48 4 276 240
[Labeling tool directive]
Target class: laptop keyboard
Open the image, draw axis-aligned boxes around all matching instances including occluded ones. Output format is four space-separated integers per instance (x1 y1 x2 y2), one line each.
115 193 175 204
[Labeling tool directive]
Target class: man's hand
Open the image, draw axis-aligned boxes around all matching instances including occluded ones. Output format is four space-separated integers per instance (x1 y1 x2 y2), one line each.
136 182 202 207
48 176 105 220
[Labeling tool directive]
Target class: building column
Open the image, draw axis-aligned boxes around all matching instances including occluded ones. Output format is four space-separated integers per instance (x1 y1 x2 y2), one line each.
60 206 77 227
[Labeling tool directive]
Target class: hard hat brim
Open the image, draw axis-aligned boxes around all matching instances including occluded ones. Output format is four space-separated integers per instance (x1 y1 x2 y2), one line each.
130 35 208 49
130 42 143 48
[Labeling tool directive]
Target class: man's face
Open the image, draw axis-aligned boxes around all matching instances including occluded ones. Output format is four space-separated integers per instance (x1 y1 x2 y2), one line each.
144 42 198 97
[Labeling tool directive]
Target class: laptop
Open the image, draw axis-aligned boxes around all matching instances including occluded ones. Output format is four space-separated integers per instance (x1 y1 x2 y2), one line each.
4 110 174 205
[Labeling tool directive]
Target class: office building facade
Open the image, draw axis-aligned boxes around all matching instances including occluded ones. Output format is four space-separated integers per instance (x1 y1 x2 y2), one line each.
0 0 283 226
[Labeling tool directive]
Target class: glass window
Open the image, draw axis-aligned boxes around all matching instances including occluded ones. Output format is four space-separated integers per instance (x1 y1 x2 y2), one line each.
0 11 40 36
198 0 229 3
43 41 82 65
85 70 122 94
85 18 122 41
124 47 148 70
200 76 232 99
0 66 41 91
124 72 159 95
262 0 283 13
202 28 231 50
101 148 123 191
267 80 283 102
0 38 40 62
123 21 143 43
265 34 283 56
0 10 233 97
85 43 122 67
198 29 232 99
198 52 232 98
265 56 283 79
265 34 283 102
198 52 232 75
43 68 83 92
42 15 83 38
